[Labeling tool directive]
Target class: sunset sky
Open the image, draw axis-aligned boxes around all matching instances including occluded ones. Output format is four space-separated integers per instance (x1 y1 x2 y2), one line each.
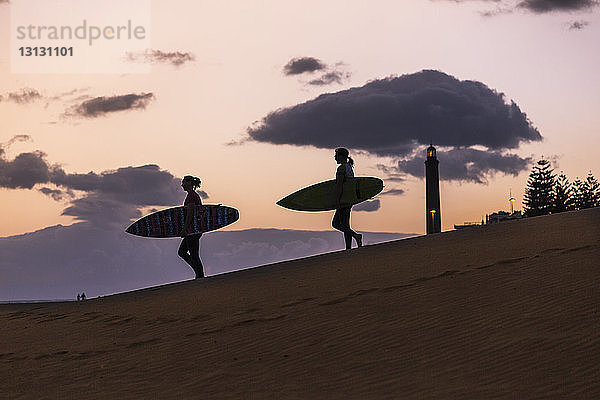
1 0 599 298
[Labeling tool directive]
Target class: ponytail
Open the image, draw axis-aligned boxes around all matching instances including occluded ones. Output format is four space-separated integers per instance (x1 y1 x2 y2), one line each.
347 156 354 167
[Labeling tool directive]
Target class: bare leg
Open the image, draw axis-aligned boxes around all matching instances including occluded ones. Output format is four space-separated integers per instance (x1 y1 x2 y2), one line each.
355 233 362 247
178 235 205 278
333 207 357 250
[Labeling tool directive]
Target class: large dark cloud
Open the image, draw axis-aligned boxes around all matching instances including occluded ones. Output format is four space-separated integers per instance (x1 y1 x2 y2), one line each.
50 165 184 206
249 70 540 154
125 49 195 66
61 195 144 227
247 70 540 182
55 165 211 227
394 147 532 183
0 137 206 225
66 93 154 118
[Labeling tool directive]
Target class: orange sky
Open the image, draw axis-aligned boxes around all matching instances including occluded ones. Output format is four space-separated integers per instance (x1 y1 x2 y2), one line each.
1 0 600 237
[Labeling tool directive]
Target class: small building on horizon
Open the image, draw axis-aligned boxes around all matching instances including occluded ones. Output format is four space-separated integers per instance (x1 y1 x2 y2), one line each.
454 191 522 229
486 210 522 224
487 190 522 224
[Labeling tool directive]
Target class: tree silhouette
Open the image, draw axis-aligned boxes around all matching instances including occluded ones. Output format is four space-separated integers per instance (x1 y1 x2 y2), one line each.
586 173 600 208
572 178 586 210
553 172 573 213
575 172 600 209
523 159 555 217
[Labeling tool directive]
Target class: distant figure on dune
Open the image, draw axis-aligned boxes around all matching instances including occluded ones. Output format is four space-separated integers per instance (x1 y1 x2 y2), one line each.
178 175 205 279
332 148 362 250
77 293 80 302
81 292 86 301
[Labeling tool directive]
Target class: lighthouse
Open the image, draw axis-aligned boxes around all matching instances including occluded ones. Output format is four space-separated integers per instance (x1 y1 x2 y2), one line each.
425 145 441 234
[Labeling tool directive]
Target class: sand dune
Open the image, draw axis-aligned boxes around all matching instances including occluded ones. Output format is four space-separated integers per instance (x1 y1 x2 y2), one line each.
1 208 599 399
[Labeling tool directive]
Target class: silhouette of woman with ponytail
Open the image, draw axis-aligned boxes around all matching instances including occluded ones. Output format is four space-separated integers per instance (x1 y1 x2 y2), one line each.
332 148 362 250
178 175 205 279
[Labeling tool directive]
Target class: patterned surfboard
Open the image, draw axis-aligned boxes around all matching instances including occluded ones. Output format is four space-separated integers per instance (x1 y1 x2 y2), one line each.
277 177 384 212
125 204 239 238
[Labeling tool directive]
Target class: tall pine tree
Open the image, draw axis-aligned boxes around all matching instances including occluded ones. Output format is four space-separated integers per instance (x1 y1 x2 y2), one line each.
572 178 586 210
583 172 599 208
553 172 573 213
572 173 599 210
523 159 555 217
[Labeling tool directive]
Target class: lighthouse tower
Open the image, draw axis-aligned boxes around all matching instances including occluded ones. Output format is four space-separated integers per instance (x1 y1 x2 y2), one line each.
425 145 441 234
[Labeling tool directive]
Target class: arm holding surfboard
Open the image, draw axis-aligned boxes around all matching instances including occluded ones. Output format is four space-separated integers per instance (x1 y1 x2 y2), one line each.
181 203 201 237
180 178 205 238
181 202 206 237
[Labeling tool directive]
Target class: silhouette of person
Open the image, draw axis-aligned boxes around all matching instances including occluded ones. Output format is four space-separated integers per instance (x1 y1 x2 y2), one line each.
332 148 362 250
81 292 86 301
178 175 205 279
77 293 80 302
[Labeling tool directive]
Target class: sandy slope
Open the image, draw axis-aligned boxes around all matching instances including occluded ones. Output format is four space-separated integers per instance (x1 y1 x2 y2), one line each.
1 208 599 399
